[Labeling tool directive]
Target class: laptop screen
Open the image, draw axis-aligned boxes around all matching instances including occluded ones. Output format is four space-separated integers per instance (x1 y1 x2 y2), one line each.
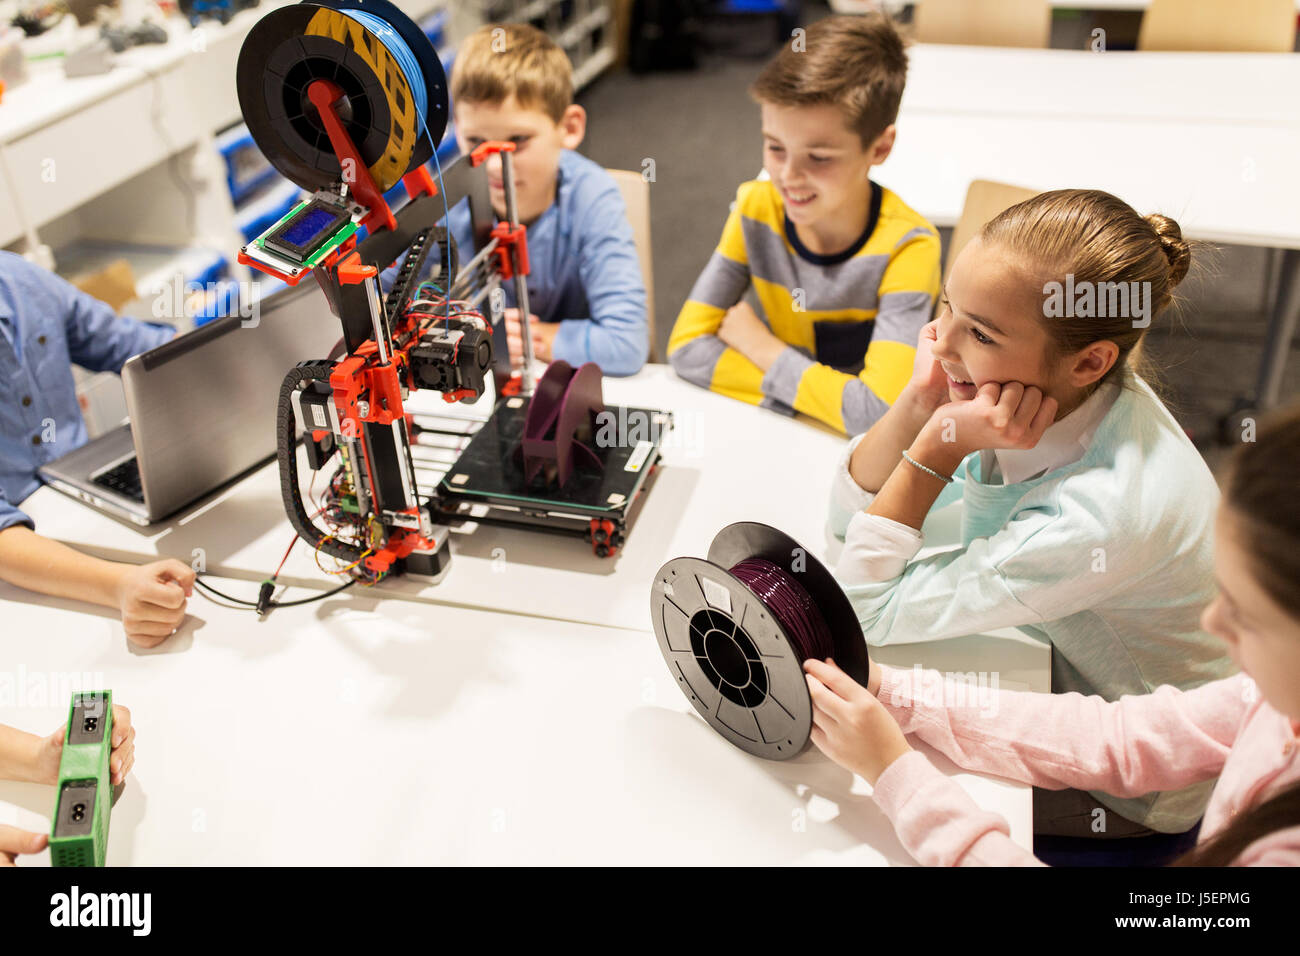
123 281 343 516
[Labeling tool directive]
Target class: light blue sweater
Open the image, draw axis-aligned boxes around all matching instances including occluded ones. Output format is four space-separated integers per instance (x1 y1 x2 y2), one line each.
829 374 1235 832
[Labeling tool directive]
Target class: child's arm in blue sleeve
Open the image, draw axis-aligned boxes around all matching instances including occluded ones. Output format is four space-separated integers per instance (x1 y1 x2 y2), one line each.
27 260 173 373
59 289 172 373
550 181 648 376
0 488 33 534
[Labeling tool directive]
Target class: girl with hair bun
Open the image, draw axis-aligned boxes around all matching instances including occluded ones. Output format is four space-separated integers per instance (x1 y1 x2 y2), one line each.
826 189 1233 843
808 403 1300 867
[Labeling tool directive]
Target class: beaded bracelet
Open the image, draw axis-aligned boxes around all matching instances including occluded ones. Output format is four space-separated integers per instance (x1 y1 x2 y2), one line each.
901 449 954 484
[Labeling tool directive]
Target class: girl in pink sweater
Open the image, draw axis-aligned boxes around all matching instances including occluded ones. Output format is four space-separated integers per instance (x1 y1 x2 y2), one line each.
805 403 1300 866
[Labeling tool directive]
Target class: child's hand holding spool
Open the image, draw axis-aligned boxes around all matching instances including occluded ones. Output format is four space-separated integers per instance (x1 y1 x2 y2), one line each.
649 522 874 760
804 657 911 785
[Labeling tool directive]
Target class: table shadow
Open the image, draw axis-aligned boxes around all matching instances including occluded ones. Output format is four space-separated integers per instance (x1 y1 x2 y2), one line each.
621 705 915 865
302 596 510 723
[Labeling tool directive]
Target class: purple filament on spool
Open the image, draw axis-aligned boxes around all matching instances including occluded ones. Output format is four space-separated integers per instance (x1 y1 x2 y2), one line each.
730 558 834 664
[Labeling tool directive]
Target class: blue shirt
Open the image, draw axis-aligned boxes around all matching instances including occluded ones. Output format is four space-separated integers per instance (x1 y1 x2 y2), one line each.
386 150 648 376
0 252 175 532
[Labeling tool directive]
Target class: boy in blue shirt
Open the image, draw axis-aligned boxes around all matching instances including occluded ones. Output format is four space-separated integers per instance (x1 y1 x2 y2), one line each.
0 252 196 647
431 23 648 376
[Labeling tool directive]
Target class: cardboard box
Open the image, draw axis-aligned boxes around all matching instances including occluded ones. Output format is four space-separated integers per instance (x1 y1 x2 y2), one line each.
71 259 138 312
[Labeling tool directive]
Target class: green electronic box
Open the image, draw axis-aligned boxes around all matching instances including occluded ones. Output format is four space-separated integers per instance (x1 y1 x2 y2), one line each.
48 690 114 867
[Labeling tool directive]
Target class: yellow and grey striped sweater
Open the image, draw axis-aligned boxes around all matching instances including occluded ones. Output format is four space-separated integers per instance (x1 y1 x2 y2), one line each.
667 179 941 435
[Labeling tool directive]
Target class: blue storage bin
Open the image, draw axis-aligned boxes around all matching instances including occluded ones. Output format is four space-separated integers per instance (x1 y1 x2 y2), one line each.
421 8 447 47
216 124 279 205
719 0 788 10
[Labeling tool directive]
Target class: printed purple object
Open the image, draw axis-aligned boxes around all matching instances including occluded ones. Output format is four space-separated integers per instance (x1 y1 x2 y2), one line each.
521 361 607 487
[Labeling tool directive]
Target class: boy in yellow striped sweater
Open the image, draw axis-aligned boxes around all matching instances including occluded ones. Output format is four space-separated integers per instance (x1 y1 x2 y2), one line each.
667 14 940 435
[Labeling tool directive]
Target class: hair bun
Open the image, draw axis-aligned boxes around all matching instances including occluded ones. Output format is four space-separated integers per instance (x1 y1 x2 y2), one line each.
1145 213 1191 289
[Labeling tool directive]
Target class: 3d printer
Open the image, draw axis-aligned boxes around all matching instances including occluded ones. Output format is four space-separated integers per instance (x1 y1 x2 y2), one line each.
234 0 670 586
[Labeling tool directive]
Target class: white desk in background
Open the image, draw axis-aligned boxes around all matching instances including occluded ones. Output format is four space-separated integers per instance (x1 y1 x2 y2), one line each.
881 114 1300 250
888 44 1300 245
21 365 855 634
901 45 1300 131
882 0 1300 15
1053 0 1300 10
881 43 1300 412
0 579 1047 865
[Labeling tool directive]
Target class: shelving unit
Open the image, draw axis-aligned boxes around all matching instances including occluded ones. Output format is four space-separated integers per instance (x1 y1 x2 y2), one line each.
0 0 450 273
0 7 270 268
0 0 609 434
478 0 617 91
0 0 452 434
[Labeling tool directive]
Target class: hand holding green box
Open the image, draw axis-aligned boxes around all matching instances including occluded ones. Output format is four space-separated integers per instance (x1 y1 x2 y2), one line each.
49 691 114 867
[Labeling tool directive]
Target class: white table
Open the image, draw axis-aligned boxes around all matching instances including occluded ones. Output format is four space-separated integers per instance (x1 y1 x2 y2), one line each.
1054 0 1300 10
0 578 1046 865
882 0 1300 14
21 366 854 633
902 45 1300 130
885 44 1300 247
882 113 1300 250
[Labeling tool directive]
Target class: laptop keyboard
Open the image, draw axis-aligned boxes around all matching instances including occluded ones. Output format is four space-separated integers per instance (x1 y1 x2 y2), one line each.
93 457 144 502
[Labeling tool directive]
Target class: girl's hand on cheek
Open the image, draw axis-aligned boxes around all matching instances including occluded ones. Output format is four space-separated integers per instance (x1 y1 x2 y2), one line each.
906 319 949 412
924 381 1058 458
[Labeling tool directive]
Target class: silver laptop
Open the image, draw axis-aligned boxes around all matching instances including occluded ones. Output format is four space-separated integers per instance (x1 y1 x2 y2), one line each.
39 280 341 526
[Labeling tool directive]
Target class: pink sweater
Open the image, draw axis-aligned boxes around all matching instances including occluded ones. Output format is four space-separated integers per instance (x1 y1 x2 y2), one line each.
872 665 1300 866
